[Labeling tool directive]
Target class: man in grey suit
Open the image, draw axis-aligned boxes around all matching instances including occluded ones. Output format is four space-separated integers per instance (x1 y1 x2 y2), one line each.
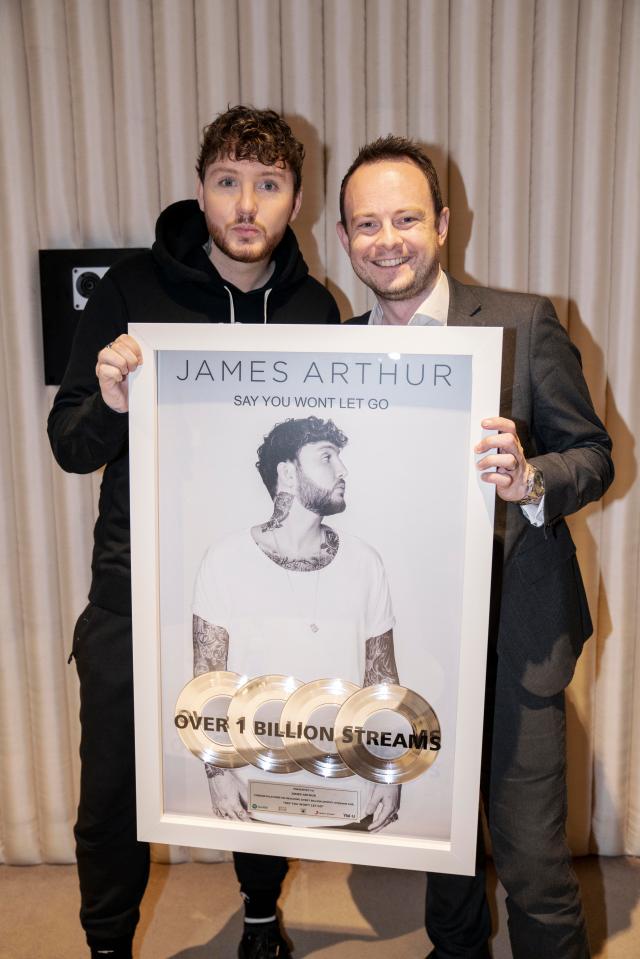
337 136 613 959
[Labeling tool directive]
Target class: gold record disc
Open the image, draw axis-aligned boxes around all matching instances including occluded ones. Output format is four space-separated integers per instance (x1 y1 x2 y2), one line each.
280 678 359 778
334 684 440 784
227 674 304 774
174 670 249 768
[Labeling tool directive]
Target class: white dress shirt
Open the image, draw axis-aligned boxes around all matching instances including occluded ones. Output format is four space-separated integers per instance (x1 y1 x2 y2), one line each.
368 268 450 327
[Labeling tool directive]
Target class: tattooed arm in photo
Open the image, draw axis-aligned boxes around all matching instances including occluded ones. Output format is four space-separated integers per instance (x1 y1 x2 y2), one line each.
362 628 401 831
192 614 248 819
363 629 399 686
192 614 229 676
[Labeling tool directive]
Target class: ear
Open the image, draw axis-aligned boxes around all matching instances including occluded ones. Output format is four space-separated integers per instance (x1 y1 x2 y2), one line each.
196 176 205 212
289 187 303 224
336 220 350 255
276 459 297 492
436 207 450 247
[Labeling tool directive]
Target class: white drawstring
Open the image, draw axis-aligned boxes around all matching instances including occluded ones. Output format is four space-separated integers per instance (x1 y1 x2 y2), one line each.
223 286 236 323
223 285 271 323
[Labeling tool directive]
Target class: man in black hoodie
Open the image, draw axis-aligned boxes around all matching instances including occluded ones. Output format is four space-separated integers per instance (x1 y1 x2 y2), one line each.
48 105 339 959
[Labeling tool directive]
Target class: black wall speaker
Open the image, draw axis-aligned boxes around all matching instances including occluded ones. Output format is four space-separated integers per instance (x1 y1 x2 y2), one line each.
39 248 147 385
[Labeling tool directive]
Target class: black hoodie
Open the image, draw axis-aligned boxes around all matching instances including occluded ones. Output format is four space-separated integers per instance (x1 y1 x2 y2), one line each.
48 200 340 615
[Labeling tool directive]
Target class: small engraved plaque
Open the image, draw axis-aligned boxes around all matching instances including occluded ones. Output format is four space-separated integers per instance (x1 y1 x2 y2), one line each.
248 780 360 820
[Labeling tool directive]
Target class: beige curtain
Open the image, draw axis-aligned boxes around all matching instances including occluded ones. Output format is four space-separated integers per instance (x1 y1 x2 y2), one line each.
0 0 638 865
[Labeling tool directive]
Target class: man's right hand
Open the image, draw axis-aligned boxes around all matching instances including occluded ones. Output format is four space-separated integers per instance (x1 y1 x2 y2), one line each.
95 334 143 413
207 768 250 820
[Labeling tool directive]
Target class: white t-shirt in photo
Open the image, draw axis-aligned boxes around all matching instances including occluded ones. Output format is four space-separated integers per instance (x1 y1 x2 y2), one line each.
192 528 396 826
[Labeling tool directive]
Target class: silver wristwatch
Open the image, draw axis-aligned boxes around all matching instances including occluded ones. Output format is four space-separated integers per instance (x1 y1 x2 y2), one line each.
518 463 545 506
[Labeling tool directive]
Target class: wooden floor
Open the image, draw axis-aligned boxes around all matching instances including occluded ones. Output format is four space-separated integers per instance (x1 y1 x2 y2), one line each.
1 856 639 958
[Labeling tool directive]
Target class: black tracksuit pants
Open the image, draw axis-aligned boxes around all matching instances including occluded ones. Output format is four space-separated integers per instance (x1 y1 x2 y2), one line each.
72 604 287 949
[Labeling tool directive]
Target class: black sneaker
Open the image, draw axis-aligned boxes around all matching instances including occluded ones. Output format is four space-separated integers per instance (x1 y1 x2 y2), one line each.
238 919 291 958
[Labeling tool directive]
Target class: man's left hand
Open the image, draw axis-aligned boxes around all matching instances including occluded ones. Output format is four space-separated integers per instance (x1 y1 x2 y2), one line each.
365 783 401 832
475 417 530 502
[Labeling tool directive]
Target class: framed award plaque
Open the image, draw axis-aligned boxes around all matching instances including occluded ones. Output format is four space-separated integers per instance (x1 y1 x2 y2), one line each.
129 322 502 873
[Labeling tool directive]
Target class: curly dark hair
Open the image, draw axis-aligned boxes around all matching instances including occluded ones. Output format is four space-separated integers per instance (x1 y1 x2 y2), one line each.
196 105 304 194
339 135 444 227
256 417 348 499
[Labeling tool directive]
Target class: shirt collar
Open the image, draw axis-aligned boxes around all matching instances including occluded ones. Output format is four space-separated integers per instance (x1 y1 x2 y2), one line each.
369 269 450 326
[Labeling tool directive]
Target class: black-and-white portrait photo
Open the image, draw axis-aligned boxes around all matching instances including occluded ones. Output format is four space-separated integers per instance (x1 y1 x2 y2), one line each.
156 344 474 847
192 416 401 832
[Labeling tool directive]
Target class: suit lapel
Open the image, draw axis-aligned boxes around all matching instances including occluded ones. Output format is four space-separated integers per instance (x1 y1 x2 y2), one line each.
349 274 484 326
446 273 483 326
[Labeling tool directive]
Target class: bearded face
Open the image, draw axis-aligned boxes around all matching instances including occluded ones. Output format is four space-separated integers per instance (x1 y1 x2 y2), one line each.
293 441 348 516
197 158 300 268
295 464 346 516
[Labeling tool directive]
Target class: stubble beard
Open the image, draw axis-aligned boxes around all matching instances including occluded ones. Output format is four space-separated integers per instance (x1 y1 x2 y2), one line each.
205 215 283 265
296 467 346 517
352 255 440 302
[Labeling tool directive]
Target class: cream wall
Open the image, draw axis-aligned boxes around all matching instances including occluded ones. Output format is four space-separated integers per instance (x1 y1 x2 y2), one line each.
0 0 638 864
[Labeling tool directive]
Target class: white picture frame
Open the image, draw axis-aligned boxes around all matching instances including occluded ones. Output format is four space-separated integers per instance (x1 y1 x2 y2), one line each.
129 322 502 874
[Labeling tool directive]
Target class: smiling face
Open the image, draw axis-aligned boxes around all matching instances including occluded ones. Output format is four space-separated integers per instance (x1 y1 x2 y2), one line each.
197 157 302 268
337 159 449 304
294 442 348 516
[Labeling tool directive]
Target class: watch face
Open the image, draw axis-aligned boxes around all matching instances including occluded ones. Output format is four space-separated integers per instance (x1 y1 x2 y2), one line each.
520 465 544 505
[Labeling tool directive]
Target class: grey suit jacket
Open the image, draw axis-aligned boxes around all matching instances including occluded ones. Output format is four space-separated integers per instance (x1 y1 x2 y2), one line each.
348 274 614 696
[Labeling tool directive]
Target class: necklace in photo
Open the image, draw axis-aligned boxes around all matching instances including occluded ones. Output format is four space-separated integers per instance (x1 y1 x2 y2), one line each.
271 530 321 632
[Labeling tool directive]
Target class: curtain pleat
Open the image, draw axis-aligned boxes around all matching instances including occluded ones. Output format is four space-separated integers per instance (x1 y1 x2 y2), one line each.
194 0 241 128
110 0 160 244
238 0 282 109
21 0 80 245
448 0 492 284
323 0 367 317
65 0 120 244
565 0 624 858
0 0 42 861
488 0 534 292
528 0 579 327
592 0 640 857
281 0 326 283
152 0 199 208
407 0 450 269
1 0 638 865
2 0 78 864
365 0 408 140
